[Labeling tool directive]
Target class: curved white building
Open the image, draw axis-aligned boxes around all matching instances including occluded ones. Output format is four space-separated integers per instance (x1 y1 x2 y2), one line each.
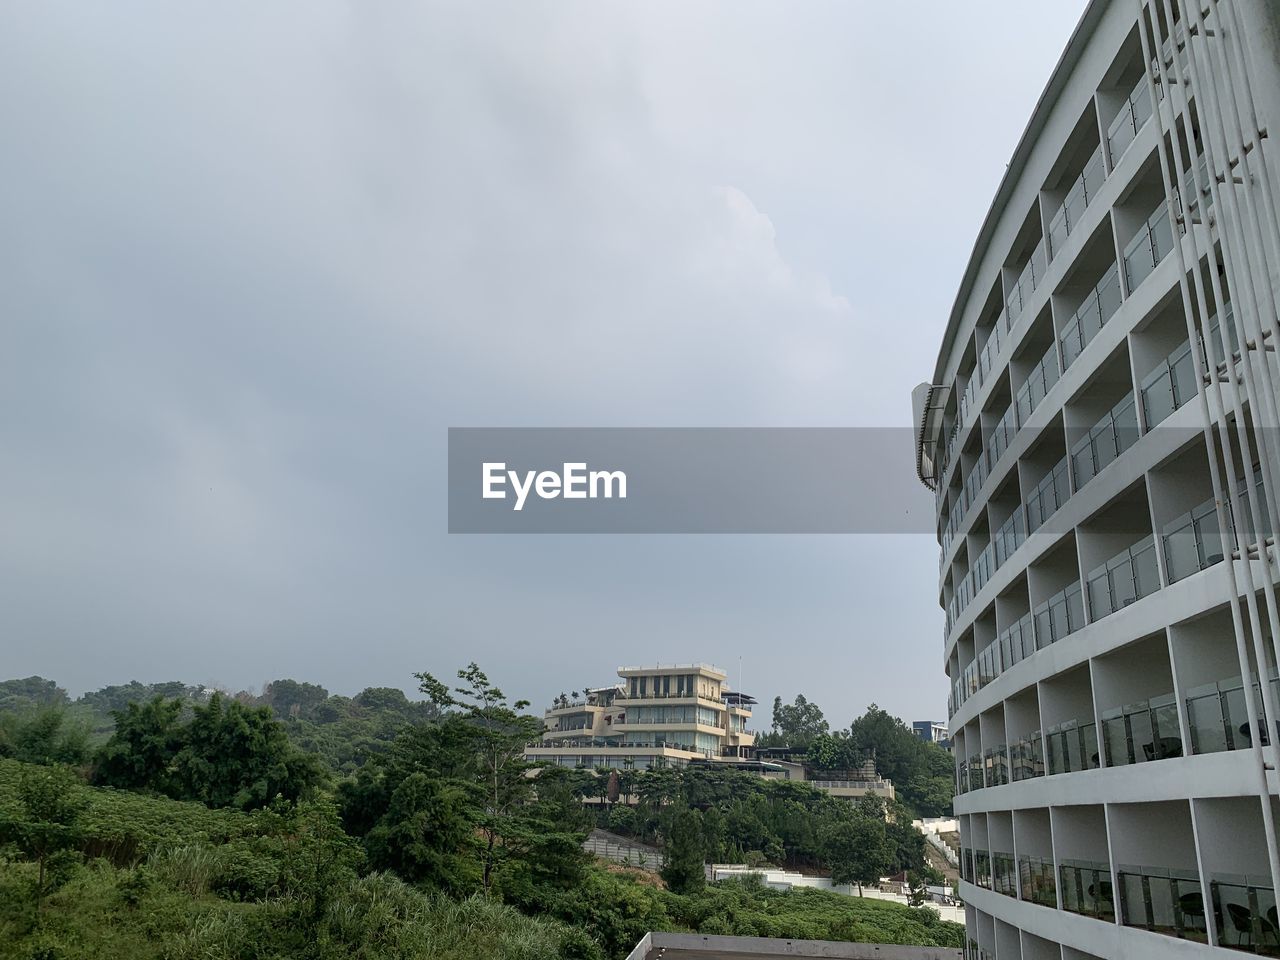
914 2 1280 957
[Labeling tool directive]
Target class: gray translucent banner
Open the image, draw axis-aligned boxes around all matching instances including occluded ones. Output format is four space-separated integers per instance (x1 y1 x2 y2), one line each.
449 428 933 534
448 425 1262 535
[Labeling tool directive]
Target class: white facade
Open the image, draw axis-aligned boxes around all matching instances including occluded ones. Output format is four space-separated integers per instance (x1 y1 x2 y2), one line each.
525 663 756 770
914 2 1280 958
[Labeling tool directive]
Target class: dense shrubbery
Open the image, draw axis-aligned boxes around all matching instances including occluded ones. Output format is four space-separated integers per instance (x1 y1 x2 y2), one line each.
0 667 963 959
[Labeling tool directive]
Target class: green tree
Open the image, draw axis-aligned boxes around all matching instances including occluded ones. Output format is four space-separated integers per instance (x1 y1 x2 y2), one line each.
173 693 323 809
769 694 829 749
364 772 479 894
414 663 544 896
1 707 90 766
93 697 185 792
660 807 706 894
6 766 88 908
819 814 893 896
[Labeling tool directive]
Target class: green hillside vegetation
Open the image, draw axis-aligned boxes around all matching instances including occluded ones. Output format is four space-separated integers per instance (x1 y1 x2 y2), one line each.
0 666 963 959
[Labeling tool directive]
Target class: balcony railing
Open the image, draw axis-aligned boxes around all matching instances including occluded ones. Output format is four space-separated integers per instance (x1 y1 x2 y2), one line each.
1020 855 1058 907
1070 391 1139 490
986 402 1017 470
1141 338 1198 428
992 851 1018 898
1101 692 1182 766
1187 673 1280 755
1061 263 1123 370
1107 74 1156 166
1048 145 1106 261
1045 717 1100 775
1210 873 1280 954
1026 456 1071 533
983 744 1010 787
993 508 1027 568
1033 580 1085 647
977 323 1003 386
1006 237 1049 325
975 850 992 889
1163 495 1226 584
1010 731 1045 781
1015 341 1061 425
1086 534 1160 621
1118 864 1208 943
961 847 975 884
1124 205 1177 293
1061 859 1117 922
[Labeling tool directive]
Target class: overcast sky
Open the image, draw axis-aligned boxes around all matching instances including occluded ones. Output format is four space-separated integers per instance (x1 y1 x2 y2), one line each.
1 2 1087 728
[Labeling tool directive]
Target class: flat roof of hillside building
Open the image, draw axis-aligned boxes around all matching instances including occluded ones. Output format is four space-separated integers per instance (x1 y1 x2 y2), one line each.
624 934 961 960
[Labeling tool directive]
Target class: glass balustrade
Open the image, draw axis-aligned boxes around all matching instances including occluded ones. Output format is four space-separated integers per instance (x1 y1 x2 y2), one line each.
1124 205 1177 293
1142 338 1198 428
1033 581 1085 648
1118 865 1208 942
975 850 992 889
1009 731 1045 781
1061 859 1117 921
983 744 1010 787
1180 153 1212 219
998 610 1037 667
986 402 1017 469
992 851 1018 897
1061 263 1123 370
1101 692 1182 766
1048 146 1107 260
961 847 975 884
1026 457 1071 533
993 508 1027 568
1071 391 1139 490
1020 855 1058 907
1206 302 1239 366
1006 237 1049 324
1163 495 1226 583
967 751 985 792
1086 535 1160 621
1186 673 1280 754
977 323 1003 385
1107 75 1156 167
1210 873 1280 953
1045 718 1101 775
1015 342 1061 424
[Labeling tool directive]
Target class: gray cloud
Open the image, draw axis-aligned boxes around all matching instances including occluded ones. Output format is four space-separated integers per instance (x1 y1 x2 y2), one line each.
0 2 1086 723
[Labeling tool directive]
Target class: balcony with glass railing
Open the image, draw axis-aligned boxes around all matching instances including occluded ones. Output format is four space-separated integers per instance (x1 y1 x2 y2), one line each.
1107 74 1156 167
1210 873 1280 954
1141 337 1198 428
1015 341 1061 425
1162 495 1226 584
1061 263 1124 371
1019 854 1057 908
1006 237 1049 325
1124 204 1177 294
1009 731 1045 781
1186 673 1280 755
1033 580 1085 648
992 850 1018 897
961 751 985 793
1026 456 1071 534
1086 535 1160 621
976 323 1004 387
975 849 992 889
1045 717 1101 775
985 402 1018 471
1118 864 1209 942
983 744 1010 787
1101 692 1182 766
1070 391 1139 490
1061 859 1117 922
992 509 1027 569
1048 145 1107 261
